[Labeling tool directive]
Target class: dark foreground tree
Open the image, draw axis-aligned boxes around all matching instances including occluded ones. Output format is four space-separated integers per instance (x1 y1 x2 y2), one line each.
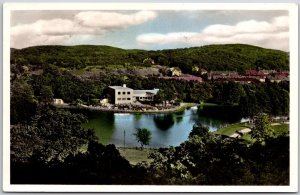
134 128 152 149
11 105 96 163
11 141 142 184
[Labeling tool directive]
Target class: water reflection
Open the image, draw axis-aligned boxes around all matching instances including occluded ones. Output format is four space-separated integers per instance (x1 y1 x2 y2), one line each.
134 113 142 121
81 111 115 144
197 105 241 123
153 114 175 130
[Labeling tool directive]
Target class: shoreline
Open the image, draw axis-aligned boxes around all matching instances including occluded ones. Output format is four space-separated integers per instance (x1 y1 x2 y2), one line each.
53 102 198 114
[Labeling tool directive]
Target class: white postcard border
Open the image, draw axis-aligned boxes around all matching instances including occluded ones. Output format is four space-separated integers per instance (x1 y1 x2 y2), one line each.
2 2 298 192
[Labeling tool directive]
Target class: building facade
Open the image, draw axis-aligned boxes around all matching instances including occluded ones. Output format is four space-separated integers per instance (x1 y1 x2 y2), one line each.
108 84 134 104
133 89 159 102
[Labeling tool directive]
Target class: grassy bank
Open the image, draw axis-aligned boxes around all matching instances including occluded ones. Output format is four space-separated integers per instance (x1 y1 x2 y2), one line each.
118 147 156 165
200 102 219 107
272 124 289 135
174 103 197 112
216 122 251 136
216 122 289 139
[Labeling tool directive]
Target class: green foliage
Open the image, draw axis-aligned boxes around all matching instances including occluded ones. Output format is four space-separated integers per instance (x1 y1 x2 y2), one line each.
10 77 37 124
251 113 274 142
212 81 245 105
39 85 54 103
134 128 152 149
11 141 137 184
11 44 289 73
239 82 289 117
145 125 289 185
11 106 97 162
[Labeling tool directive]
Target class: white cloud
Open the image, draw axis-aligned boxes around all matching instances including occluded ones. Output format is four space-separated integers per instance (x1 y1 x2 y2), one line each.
137 32 198 44
74 11 157 29
136 15 289 51
11 11 157 48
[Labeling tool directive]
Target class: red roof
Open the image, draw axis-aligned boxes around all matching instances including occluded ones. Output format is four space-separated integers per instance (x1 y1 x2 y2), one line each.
272 72 289 77
245 70 266 76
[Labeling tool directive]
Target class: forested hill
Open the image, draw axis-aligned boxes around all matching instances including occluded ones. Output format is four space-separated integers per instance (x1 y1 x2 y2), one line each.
11 44 289 73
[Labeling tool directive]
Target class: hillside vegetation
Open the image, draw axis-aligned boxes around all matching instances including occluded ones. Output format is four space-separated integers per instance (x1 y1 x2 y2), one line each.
11 44 289 73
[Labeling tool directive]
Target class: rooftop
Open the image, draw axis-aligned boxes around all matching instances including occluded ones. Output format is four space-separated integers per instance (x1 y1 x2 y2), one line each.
109 85 132 90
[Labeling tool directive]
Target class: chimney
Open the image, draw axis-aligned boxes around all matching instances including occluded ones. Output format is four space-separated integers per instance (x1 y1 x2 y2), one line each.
123 84 126 88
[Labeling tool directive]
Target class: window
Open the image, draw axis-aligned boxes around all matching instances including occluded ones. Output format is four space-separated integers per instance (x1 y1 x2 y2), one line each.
118 92 121 95
123 92 126 95
117 98 121 100
122 98 126 100
127 98 131 100
127 92 131 95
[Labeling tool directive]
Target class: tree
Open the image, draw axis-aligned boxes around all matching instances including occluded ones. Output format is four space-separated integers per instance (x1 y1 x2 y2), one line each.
40 85 54 103
10 78 37 124
251 113 274 142
11 106 96 162
134 128 152 149
188 124 210 139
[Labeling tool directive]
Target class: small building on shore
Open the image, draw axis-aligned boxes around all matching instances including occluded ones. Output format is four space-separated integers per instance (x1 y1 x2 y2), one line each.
53 98 64 105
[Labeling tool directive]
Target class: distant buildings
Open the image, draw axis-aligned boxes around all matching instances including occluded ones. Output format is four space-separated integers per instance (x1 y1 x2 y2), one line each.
108 84 159 104
160 76 203 82
207 70 289 84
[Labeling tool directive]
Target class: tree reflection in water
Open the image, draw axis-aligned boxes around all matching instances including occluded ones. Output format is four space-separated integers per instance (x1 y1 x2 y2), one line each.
153 114 175 130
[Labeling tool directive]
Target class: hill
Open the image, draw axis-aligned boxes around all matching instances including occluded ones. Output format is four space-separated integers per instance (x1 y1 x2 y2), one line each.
11 44 289 73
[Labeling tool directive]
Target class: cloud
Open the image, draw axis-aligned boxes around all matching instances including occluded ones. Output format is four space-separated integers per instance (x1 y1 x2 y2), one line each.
75 11 157 29
136 16 289 51
11 11 157 48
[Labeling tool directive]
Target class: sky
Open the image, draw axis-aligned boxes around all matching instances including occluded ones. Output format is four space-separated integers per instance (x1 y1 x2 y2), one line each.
10 10 289 51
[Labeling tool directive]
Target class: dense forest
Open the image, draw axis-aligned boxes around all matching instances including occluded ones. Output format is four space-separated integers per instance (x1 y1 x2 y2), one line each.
11 44 289 73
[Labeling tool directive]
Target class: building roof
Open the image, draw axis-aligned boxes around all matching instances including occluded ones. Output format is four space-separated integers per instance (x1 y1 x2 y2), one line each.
245 70 265 76
160 76 202 82
133 89 159 95
109 86 133 90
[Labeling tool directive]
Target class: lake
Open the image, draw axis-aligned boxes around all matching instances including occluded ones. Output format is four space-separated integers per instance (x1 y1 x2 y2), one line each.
81 105 247 148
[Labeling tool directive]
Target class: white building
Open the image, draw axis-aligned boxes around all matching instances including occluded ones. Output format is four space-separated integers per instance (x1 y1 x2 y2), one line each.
108 84 134 104
108 84 159 104
133 89 159 102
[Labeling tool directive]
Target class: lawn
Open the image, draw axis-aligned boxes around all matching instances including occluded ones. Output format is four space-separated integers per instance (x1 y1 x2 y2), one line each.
174 103 197 112
272 123 289 136
118 147 155 165
200 102 219 106
216 122 289 142
216 122 251 136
